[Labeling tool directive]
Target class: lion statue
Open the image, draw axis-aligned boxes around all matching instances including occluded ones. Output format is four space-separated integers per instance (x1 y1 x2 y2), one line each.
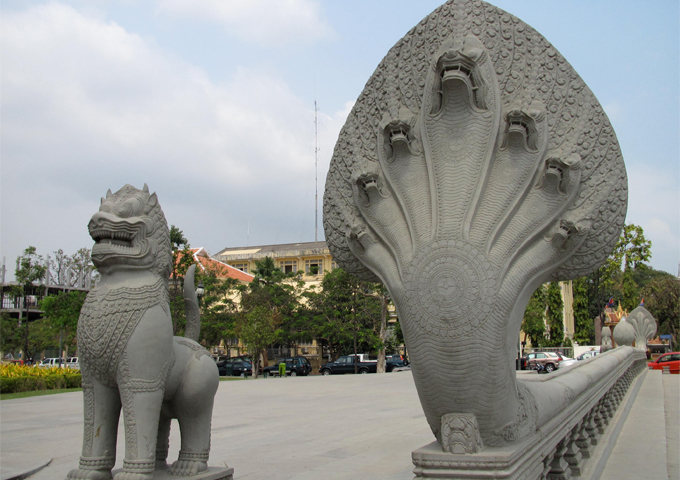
67 184 220 480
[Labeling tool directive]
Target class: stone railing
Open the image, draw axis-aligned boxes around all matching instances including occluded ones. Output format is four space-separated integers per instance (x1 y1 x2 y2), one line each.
412 346 647 479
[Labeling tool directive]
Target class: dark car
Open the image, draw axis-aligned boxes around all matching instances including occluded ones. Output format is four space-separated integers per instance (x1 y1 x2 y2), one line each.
385 354 409 371
217 359 252 377
263 356 312 377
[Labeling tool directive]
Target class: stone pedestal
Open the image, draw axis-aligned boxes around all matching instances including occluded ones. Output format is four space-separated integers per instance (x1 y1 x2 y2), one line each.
412 441 543 480
112 465 234 480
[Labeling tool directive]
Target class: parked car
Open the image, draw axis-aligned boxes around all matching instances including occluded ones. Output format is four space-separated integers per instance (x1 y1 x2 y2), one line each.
216 359 252 377
66 357 80 369
524 352 561 373
647 352 680 373
576 351 599 361
385 354 410 371
263 357 312 377
39 357 65 368
320 355 378 375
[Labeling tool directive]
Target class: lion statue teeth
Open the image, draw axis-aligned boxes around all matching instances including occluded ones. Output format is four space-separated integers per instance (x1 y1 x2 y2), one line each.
68 184 221 480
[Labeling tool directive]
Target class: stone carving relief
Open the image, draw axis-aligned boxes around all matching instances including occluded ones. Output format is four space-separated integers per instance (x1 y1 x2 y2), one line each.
68 185 227 480
441 413 484 454
323 0 626 449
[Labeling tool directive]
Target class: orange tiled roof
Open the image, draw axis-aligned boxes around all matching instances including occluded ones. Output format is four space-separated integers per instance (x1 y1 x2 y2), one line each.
176 248 253 283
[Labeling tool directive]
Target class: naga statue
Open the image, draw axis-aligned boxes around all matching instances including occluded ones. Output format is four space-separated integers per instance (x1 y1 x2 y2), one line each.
323 0 627 452
68 185 230 480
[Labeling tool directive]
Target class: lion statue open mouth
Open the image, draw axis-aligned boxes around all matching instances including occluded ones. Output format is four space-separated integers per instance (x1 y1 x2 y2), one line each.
68 184 222 480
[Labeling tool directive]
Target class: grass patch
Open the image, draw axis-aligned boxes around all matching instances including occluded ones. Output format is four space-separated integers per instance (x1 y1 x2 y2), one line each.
1 387 83 401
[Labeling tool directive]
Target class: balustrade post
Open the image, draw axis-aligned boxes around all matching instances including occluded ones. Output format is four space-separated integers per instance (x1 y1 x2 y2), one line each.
576 418 593 459
540 446 558 480
547 438 572 480
563 423 584 476
585 407 600 446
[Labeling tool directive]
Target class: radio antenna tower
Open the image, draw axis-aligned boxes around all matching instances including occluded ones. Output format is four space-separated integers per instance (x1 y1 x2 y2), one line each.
315 100 319 242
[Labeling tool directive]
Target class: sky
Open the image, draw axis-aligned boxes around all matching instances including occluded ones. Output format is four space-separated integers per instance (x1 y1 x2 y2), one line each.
1 0 678 279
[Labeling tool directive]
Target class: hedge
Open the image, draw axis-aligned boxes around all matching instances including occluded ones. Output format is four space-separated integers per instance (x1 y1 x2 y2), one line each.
1 374 82 393
0 364 82 393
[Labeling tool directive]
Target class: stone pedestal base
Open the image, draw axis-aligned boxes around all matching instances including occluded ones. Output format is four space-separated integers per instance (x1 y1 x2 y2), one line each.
412 441 542 480
112 465 233 480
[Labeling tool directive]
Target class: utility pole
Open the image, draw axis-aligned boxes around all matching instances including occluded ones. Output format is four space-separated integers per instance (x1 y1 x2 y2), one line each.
315 100 319 242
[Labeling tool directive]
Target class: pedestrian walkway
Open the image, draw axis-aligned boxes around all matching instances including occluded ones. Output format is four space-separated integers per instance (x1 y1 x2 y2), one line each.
0 370 676 480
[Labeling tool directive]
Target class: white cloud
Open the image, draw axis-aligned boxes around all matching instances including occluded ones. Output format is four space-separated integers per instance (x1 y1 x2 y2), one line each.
625 164 679 275
156 0 334 45
0 2 348 274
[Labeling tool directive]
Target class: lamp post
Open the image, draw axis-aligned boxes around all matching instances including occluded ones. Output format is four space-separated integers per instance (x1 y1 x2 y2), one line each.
24 285 30 364
196 282 205 303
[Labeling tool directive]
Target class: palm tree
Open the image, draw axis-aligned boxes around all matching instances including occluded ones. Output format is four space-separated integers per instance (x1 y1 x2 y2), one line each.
253 256 278 283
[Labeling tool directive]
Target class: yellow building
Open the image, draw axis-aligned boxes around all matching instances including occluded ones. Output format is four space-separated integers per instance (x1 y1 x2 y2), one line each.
214 241 336 288
214 241 337 364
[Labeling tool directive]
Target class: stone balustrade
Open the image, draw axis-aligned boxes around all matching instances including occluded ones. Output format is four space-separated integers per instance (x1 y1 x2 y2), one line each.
412 346 647 479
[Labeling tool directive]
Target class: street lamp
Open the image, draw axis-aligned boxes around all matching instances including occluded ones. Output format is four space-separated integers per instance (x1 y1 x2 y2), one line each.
196 282 205 301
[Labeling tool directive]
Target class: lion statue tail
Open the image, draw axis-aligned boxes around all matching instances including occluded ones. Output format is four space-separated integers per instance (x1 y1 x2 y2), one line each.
183 264 201 342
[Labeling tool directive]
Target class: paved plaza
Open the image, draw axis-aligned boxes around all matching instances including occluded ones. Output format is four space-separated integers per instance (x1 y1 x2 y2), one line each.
1 370 677 480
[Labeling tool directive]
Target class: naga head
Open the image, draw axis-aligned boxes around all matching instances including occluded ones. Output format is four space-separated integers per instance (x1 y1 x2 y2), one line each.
89 184 171 279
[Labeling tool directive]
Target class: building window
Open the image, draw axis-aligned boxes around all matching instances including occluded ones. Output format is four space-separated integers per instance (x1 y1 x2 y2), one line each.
232 263 248 273
331 261 338 270
279 260 297 274
305 259 322 275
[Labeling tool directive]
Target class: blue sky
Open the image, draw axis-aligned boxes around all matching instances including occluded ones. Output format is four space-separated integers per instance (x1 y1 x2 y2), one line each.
1 0 678 277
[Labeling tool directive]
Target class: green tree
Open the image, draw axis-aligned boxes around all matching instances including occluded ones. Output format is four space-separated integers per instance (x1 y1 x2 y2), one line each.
15 246 47 361
611 224 652 311
572 277 593 345
169 225 195 333
1 313 24 357
303 268 382 365
585 224 652 324
196 264 239 349
521 285 547 349
237 257 303 376
235 305 280 377
643 276 679 346
546 282 565 346
40 290 87 357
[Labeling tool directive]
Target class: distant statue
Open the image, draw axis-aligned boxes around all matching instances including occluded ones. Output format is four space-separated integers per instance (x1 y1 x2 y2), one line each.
68 185 227 480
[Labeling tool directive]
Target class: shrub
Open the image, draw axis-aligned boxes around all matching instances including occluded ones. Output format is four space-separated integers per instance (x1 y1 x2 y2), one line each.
0 364 81 393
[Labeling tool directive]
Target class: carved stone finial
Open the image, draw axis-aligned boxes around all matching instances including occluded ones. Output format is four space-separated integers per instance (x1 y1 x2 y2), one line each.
613 316 635 347
441 413 484 454
624 306 657 350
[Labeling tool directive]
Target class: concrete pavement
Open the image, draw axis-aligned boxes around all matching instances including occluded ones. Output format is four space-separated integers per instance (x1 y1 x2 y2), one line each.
1 370 677 480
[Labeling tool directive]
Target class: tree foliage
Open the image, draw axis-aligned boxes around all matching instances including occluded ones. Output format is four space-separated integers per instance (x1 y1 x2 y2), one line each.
302 268 382 362
40 290 87 353
197 264 239 349
169 225 195 333
521 285 546 348
572 277 593 345
643 276 679 345
545 282 565 346
236 257 303 377
15 246 47 289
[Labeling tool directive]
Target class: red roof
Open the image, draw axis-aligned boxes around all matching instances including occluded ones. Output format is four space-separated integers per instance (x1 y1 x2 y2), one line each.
178 248 253 283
